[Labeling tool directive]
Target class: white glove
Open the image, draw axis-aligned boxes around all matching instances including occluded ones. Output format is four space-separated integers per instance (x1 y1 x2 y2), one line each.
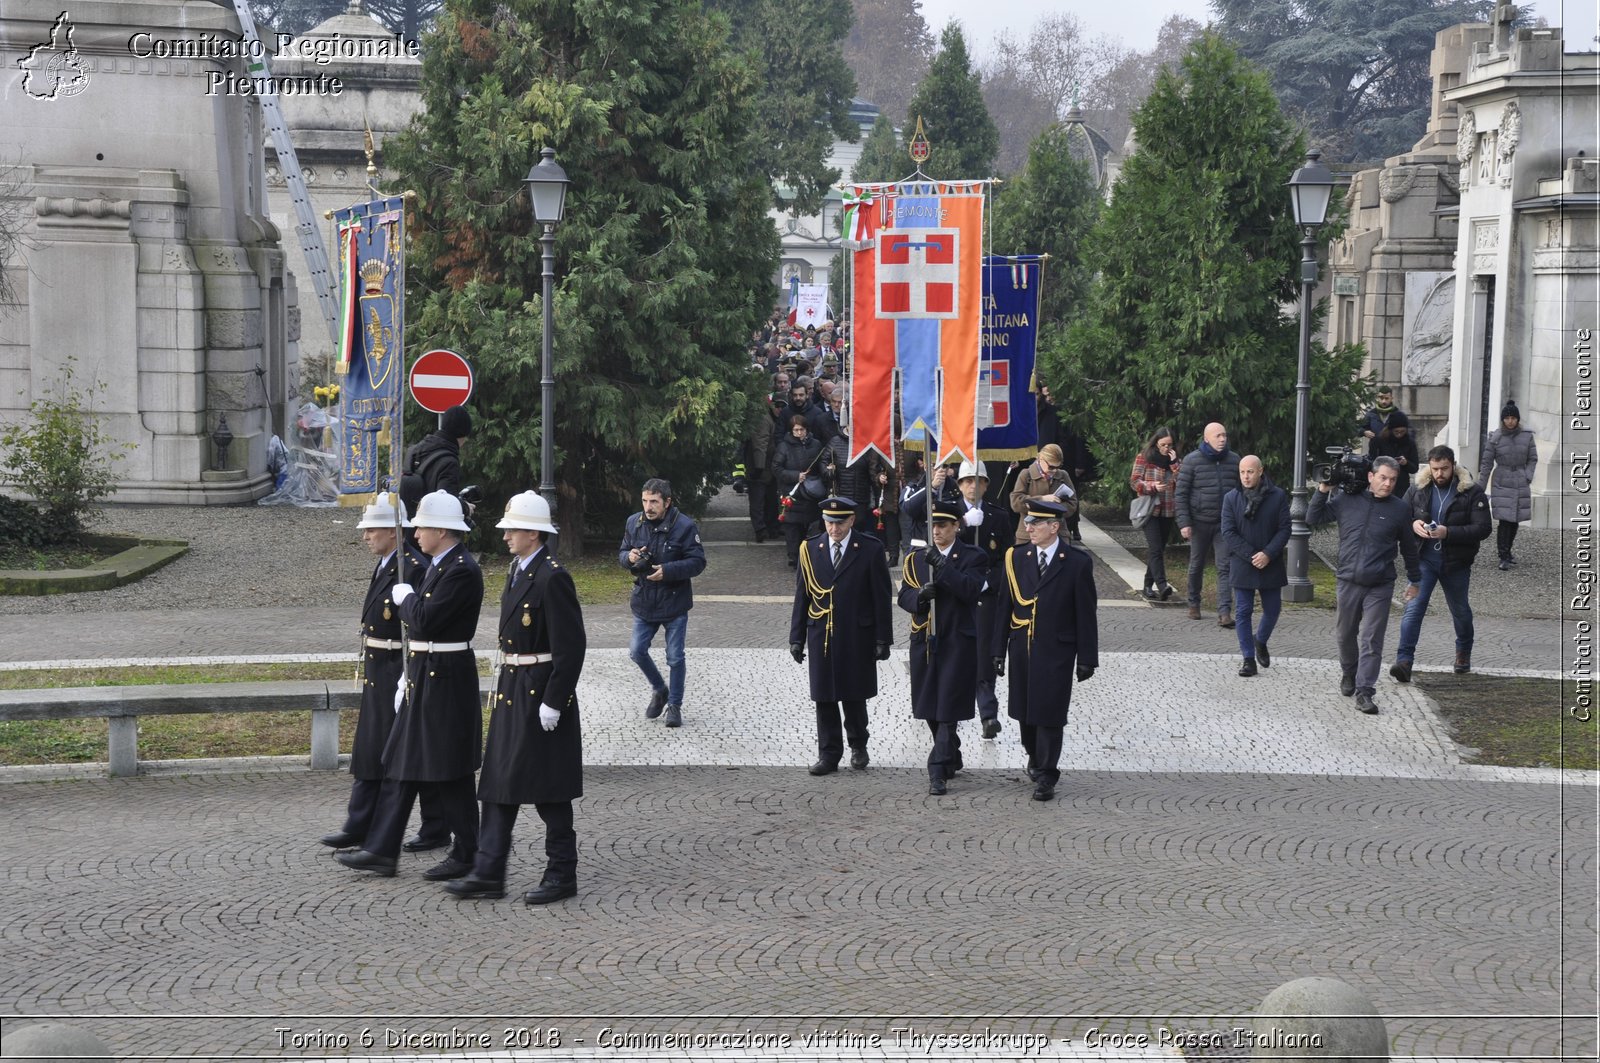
962 507 984 527
539 705 560 731
393 683 405 714
391 582 414 605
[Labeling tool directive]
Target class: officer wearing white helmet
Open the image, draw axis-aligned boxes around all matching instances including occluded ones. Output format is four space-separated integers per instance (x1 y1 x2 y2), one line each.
337 490 484 880
447 492 588 905
954 459 1011 739
319 494 428 851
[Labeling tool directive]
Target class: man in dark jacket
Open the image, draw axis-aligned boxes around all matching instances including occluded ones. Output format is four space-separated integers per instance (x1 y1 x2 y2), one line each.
1359 386 1404 455
619 479 707 728
992 497 1098 801
448 491 586 905
1219 456 1290 677
790 497 893 776
898 502 987 794
1391 445 1493 680
398 405 472 535
1175 422 1243 626
1369 410 1419 475
1308 457 1422 714
337 490 484 878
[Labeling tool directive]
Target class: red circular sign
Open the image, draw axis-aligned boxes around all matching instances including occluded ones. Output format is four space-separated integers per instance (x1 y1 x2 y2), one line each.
408 349 474 413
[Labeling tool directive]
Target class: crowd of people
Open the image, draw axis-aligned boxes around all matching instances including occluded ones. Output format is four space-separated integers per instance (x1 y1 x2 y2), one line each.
1124 388 1537 714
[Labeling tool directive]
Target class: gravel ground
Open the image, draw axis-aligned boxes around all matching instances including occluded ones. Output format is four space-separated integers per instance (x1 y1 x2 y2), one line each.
1090 506 1566 621
5 502 372 615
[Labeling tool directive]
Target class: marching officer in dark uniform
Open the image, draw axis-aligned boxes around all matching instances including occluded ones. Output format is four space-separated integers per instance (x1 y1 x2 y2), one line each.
789 496 893 775
993 497 1099 801
337 490 484 877
953 459 1011 739
448 491 587 905
898 501 988 795
320 494 428 850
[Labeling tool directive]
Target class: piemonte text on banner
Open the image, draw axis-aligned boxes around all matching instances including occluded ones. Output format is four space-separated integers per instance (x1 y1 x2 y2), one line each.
847 181 984 468
333 196 406 498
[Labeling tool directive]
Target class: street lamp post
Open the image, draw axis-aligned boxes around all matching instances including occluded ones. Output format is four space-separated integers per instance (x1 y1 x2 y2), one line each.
1284 149 1335 603
524 146 570 543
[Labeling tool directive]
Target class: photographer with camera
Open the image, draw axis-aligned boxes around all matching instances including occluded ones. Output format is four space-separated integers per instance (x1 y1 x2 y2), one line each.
1390 445 1492 681
1308 456 1422 714
619 479 707 729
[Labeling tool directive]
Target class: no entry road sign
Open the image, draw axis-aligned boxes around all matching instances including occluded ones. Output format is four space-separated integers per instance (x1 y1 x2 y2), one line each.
409 349 474 413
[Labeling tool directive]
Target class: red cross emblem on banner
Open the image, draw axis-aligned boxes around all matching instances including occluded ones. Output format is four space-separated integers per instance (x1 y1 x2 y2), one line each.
980 359 1009 428
876 229 959 319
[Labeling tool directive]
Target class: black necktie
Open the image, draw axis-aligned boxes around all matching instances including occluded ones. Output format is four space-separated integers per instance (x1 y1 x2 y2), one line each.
831 541 842 567
1038 550 1048 575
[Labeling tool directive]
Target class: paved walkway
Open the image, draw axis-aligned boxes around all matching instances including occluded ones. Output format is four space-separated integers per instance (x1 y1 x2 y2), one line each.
0 491 1593 1061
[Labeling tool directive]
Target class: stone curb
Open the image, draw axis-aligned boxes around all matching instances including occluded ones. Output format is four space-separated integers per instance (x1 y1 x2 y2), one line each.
0 533 189 596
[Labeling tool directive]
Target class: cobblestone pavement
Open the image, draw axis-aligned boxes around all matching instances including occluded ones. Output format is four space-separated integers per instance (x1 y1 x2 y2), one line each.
0 767 1593 1061
2 491 1593 1062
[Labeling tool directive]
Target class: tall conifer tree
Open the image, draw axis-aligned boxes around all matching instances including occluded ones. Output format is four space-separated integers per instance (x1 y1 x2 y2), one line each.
1041 32 1367 493
903 24 999 179
386 0 778 551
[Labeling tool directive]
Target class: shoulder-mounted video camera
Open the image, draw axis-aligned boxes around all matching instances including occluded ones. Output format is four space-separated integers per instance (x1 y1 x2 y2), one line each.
1314 446 1373 495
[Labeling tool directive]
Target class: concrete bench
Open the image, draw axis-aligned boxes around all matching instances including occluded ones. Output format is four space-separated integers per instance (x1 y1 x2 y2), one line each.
0 681 364 776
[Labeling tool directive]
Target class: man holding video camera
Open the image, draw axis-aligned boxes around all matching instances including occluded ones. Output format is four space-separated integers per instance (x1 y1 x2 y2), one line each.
1308 456 1421 715
620 478 707 729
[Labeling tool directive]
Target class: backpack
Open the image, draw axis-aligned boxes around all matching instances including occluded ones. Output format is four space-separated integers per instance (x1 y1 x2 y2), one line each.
398 446 451 516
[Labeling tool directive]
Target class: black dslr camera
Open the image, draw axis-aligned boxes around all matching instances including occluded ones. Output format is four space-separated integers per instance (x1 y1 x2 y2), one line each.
1314 446 1374 495
457 484 483 529
628 546 656 576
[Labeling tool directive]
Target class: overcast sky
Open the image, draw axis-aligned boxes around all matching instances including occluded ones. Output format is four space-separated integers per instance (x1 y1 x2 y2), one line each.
916 0 1599 58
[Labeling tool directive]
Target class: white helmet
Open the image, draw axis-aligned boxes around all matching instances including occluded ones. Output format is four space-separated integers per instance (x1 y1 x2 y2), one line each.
356 493 411 529
957 459 989 481
496 490 558 534
411 490 469 531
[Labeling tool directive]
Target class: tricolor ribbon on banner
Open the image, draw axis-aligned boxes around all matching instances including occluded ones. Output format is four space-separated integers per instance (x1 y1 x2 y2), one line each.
840 188 875 247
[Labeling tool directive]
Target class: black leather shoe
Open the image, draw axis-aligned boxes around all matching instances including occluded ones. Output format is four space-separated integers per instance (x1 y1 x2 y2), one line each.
928 775 947 796
422 857 473 881
808 759 839 776
948 759 963 775
1390 660 1412 683
850 748 869 770
1238 658 1257 677
403 834 449 853
524 882 577 905
1031 781 1056 802
645 688 667 720
320 830 360 849
1340 674 1356 697
1255 642 1270 669
1355 691 1379 715
445 875 506 899
1141 586 1160 601
336 849 396 876
1157 583 1175 601
982 718 1001 740
663 703 682 728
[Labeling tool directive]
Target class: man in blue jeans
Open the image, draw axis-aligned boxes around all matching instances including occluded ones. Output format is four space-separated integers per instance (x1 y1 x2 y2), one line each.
1391 446 1492 681
620 478 706 728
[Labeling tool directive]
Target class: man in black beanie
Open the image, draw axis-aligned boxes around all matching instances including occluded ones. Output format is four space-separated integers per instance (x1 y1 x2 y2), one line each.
1370 409 1418 474
400 405 473 523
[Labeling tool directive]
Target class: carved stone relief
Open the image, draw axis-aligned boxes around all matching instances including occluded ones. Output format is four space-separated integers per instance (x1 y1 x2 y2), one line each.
1456 107 1476 187
1497 101 1520 187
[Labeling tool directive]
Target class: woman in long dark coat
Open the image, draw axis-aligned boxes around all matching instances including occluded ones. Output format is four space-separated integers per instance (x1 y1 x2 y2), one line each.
772 414 826 568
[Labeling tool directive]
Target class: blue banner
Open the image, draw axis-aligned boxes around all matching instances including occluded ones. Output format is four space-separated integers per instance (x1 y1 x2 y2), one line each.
333 196 406 497
977 255 1042 460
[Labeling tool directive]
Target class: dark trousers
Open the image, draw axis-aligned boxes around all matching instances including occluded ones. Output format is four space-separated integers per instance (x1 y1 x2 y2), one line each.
340 777 383 841
783 520 810 564
747 476 769 535
1141 515 1174 587
926 719 962 779
1497 519 1519 559
1186 520 1231 608
475 800 576 885
763 477 781 533
815 700 869 763
1019 723 1064 786
365 776 478 863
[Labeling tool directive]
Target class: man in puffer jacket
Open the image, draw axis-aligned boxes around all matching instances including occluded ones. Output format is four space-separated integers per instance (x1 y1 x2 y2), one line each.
1308 457 1422 715
1174 422 1243 626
